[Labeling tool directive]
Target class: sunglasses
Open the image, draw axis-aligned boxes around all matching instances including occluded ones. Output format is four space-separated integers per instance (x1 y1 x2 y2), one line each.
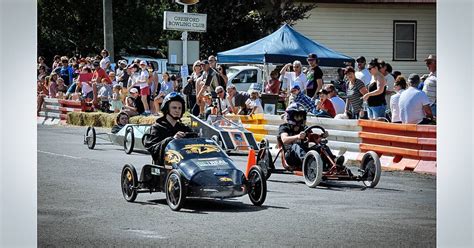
368 66 376 70
217 91 224 94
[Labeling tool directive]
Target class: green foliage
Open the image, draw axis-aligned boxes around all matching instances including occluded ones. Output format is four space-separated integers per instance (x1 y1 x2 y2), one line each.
38 0 315 62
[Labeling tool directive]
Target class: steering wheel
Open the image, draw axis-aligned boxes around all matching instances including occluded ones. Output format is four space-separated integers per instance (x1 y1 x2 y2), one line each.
183 132 199 138
302 125 329 144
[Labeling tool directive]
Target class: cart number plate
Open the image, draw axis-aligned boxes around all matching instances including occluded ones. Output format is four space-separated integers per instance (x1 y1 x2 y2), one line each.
151 168 160 176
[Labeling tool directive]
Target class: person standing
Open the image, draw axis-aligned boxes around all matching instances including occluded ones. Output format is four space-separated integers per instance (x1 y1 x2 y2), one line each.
355 56 371 86
280 60 308 103
115 60 129 87
362 58 387 120
344 66 368 119
422 54 437 117
390 76 407 123
399 74 433 124
100 49 111 73
379 60 396 109
305 53 324 99
136 60 151 116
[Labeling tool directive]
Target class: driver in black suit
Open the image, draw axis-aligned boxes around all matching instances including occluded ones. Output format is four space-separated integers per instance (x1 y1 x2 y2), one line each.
144 92 193 164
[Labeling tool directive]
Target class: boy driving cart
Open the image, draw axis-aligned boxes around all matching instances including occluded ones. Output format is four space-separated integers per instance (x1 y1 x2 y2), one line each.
279 103 345 171
144 93 193 164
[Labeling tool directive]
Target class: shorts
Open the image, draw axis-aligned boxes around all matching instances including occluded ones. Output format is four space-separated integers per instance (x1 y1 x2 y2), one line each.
140 87 150 96
367 104 386 120
82 91 94 100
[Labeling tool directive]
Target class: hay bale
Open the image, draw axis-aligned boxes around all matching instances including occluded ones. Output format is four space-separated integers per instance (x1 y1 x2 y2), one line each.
67 112 191 127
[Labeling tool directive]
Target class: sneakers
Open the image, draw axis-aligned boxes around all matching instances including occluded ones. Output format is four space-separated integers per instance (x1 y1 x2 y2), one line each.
335 155 345 166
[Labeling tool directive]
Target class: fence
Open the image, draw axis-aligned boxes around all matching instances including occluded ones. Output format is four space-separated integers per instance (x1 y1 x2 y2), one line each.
39 98 94 122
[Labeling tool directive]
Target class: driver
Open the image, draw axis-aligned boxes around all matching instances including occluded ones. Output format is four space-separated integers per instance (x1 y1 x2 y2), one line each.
279 103 344 170
144 92 193 163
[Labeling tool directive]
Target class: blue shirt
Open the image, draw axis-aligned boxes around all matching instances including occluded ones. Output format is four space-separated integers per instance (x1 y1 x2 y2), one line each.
294 92 316 113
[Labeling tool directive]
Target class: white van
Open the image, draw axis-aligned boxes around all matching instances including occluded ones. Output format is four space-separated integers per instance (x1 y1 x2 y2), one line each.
226 65 264 92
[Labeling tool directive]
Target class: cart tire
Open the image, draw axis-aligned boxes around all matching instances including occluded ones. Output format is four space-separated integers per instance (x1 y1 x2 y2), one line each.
302 151 323 188
121 164 138 202
360 151 382 188
165 170 186 211
124 126 135 154
211 135 224 150
85 126 96 149
247 166 267 206
257 148 273 180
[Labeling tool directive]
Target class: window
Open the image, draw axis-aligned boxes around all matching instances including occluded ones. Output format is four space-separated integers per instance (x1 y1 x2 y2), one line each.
233 69 258 84
393 21 417 61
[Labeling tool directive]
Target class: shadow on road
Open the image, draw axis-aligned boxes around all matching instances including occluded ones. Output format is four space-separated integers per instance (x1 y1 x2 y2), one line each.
132 198 287 214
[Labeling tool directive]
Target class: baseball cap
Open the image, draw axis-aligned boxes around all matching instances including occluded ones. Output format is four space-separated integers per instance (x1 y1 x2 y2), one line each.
139 60 147 66
424 54 436 61
356 56 366 63
201 60 209 65
307 53 318 60
92 61 100 67
130 88 138 94
118 60 127 65
408 73 420 84
291 85 301 90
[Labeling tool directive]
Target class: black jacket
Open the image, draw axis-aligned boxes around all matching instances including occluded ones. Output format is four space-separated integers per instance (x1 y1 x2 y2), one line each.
144 116 192 164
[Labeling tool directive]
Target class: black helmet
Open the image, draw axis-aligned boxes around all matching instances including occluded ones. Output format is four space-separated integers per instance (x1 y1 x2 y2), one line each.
161 92 185 118
285 103 307 126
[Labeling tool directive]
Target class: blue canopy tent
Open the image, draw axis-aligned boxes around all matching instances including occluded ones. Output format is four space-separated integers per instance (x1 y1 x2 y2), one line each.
217 24 354 67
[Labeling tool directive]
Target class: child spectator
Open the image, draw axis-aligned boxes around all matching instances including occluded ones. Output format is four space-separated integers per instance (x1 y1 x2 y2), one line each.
245 90 264 115
390 76 407 123
98 78 112 112
59 56 74 86
123 88 145 117
109 71 117 86
56 78 68 99
76 67 94 101
47 75 57 98
315 89 336 118
37 77 49 115
110 84 124 113
325 84 345 115
265 70 281 95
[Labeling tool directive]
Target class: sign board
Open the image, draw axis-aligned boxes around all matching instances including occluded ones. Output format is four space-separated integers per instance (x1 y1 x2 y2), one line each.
168 40 200 65
163 11 207 32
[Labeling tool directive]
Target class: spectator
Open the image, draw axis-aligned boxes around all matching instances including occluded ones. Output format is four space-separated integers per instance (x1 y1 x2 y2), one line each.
37 65 48 81
216 64 228 89
56 78 68 99
325 84 345 115
135 60 151 116
280 60 308 101
184 60 202 115
214 86 231 114
226 85 250 115
264 70 281 95
392 70 402 81
355 56 371 86
344 66 368 119
245 90 264 115
208 55 217 70
98 78 112 112
123 88 145 117
100 49 111 72
147 62 159 114
91 60 112 105
290 85 317 114
115 60 129 86
52 55 61 71
59 56 74 86
399 74 433 124
201 59 219 97
110 84 124 113
126 63 140 91
330 68 346 95
154 71 174 113
362 58 387 120
38 56 50 73
47 75 57 98
305 53 324 99
111 112 129 134
170 74 179 92
390 76 407 123
418 74 429 91
314 89 336 118
422 54 437 117
37 77 49 115
75 67 94 100
379 60 396 109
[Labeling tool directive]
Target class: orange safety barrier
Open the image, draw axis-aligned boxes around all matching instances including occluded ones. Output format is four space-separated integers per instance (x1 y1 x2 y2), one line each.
244 149 257 179
358 120 436 174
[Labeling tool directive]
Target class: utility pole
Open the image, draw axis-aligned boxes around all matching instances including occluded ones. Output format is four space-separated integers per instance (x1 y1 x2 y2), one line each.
103 0 114 62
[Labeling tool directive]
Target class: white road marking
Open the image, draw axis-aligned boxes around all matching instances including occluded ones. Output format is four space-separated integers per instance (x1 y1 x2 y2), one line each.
38 150 81 159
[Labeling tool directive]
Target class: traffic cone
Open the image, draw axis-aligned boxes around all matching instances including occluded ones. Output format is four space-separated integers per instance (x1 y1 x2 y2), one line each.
245 149 256 179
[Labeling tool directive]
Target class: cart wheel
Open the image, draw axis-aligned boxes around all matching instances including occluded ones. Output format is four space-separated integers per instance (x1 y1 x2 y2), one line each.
257 147 273 180
302 151 323 188
165 170 186 211
211 135 224 150
247 166 267 206
121 164 138 202
360 151 382 188
124 126 135 154
85 126 96 149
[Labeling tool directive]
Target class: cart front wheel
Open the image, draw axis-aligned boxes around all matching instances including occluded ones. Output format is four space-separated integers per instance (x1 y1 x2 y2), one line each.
360 151 381 188
302 151 323 188
85 126 96 149
165 170 186 211
247 166 267 206
121 164 138 202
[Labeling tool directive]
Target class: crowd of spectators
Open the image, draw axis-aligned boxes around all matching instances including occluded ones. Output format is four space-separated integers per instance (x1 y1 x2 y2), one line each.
37 50 437 125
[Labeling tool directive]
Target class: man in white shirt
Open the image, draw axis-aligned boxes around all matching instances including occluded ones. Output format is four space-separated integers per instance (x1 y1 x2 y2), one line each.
399 74 433 124
422 54 437 117
355 56 371 86
279 60 308 93
325 84 345 115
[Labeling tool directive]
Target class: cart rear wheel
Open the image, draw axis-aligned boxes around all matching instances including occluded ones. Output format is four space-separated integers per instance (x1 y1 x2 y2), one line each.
124 126 135 154
121 164 138 202
302 151 323 188
360 151 381 188
85 126 96 149
257 146 273 180
247 166 267 206
165 170 186 211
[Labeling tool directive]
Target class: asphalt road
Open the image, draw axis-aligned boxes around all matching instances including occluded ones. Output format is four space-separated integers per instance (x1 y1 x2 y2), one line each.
38 125 436 247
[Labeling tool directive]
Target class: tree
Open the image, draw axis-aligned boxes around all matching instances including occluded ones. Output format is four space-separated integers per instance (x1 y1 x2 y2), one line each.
38 0 316 62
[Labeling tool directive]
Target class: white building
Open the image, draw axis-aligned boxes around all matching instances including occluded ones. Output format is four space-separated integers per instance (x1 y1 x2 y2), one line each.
294 0 436 76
